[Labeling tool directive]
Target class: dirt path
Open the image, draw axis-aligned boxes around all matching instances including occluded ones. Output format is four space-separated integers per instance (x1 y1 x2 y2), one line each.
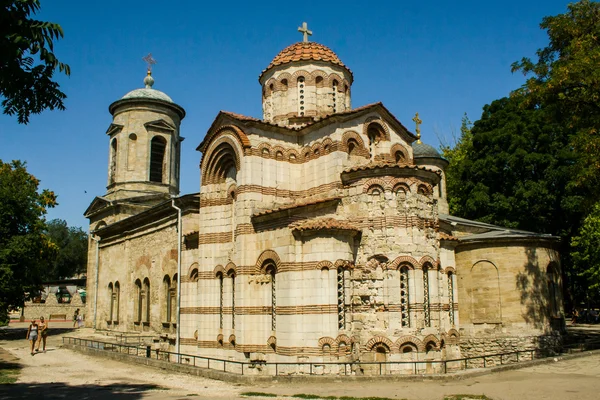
1 327 600 400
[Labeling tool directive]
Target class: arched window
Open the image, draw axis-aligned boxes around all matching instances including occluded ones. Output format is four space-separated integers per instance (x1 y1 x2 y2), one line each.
337 267 346 330
423 265 431 327
134 279 142 323
109 138 117 185
547 263 560 318
229 271 236 330
367 122 386 159
448 272 455 325
108 282 114 322
297 77 305 116
395 151 405 164
149 136 167 183
264 261 277 331
142 278 150 324
332 80 338 113
114 281 120 323
127 133 137 171
218 272 224 329
171 274 177 324
163 275 171 323
400 265 410 327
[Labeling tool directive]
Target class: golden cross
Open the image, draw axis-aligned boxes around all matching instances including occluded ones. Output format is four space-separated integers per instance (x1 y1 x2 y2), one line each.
412 112 422 143
298 22 312 42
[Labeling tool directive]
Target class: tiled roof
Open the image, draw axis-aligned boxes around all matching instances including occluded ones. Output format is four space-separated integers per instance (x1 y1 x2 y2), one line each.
253 196 341 218
342 161 441 175
438 232 459 241
260 42 352 80
290 218 360 232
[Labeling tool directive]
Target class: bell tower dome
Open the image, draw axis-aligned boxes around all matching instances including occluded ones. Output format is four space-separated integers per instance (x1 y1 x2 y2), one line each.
104 68 186 201
259 23 353 127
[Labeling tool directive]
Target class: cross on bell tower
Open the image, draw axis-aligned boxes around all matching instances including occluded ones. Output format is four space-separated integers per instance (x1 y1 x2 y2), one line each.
298 22 312 42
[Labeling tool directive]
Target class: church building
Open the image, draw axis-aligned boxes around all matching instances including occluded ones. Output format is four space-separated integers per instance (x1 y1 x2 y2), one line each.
85 25 564 375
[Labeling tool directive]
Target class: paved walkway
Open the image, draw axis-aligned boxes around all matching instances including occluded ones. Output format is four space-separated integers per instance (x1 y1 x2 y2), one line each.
1 325 600 399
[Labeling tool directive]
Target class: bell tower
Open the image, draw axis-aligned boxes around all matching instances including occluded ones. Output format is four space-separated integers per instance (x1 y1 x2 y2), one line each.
104 60 186 201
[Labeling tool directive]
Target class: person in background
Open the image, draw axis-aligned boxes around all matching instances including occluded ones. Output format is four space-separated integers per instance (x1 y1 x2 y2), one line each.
36 316 48 352
26 319 38 356
73 308 79 328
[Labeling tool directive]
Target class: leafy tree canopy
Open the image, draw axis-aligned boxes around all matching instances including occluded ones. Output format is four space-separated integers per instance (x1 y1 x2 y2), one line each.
44 219 88 280
0 160 57 323
0 0 70 124
572 201 600 301
512 0 600 200
444 96 581 236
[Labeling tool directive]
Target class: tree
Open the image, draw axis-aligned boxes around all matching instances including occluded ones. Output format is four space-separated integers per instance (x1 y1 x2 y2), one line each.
512 0 600 201
441 113 473 217
45 219 88 280
0 160 57 324
1 0 70 124
572 201 600 304
445 96 580 234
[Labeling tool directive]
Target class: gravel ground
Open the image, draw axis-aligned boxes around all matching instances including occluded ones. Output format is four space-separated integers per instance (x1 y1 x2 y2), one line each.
1 324 600 400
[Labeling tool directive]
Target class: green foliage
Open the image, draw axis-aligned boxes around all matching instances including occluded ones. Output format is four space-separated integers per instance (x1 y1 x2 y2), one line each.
44 219 88 280
445 96 580 235
512 0 600 199
441 113 473 217
0 0 70 124
0 160 57 323
572 202 600 298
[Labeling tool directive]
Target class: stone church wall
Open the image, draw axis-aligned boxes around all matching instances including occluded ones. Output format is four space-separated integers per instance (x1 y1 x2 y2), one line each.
455 241 563 355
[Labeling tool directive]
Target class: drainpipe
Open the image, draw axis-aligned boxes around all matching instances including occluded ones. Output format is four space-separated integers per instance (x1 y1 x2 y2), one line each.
90 234 100 329
171 197 182 359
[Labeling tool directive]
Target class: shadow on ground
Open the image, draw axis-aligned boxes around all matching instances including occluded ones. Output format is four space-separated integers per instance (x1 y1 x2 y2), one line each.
0 382 165 399
0 328 77 341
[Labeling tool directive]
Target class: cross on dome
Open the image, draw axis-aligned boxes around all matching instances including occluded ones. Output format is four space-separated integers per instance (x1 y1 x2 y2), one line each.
412 112 423 143
297 22 312 42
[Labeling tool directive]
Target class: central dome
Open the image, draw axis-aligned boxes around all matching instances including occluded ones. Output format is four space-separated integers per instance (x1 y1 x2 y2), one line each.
260 42 352 81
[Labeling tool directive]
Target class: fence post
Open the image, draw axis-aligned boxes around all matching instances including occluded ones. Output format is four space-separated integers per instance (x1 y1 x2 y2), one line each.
483 356 486 368
276 363 278 376
310 363 313 375
517 352 519 362
444 361 447 374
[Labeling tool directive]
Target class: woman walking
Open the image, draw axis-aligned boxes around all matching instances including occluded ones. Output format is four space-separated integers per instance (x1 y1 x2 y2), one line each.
73 308 79 328
36 316 48 352
26 319 39 356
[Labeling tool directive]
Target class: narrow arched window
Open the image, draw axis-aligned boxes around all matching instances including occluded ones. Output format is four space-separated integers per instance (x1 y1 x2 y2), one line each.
143 278 150 324
332 80 338 113
448 272 455 325
297 77 305 116
109 139 117 185
108 282 114 322
114 281 120 323
218 272 224 329
229 272 236 330
170 274 177 324
264 262 277 331
134 279 142 323
423 265 431 327
400 266 410 327
337 268 346 329
149 136 167 183
163 275 171 323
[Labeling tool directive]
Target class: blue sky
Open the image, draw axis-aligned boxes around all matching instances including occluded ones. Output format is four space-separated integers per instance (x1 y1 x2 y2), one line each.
0 0 572 229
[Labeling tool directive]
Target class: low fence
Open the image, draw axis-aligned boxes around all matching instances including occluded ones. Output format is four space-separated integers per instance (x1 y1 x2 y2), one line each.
62 337 544 377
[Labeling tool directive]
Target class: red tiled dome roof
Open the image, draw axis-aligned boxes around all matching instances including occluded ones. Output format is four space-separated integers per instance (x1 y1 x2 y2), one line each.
259 42 352 80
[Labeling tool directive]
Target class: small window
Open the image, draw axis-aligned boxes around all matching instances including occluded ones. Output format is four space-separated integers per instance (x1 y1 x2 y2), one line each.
149 136 167 183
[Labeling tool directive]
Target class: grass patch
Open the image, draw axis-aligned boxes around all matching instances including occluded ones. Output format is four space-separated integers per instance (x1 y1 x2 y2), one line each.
241 392 278 397
0 368 19 384
444 396 492 400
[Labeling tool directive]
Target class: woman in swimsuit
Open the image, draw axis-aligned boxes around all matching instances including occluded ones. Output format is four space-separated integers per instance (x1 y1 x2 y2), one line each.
26 319 39 356
36 316 48 352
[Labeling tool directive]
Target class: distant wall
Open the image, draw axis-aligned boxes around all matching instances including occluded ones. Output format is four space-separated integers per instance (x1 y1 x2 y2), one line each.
23 291 85 320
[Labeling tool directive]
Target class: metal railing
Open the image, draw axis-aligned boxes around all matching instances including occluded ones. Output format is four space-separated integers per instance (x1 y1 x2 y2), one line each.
62 336 545 377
